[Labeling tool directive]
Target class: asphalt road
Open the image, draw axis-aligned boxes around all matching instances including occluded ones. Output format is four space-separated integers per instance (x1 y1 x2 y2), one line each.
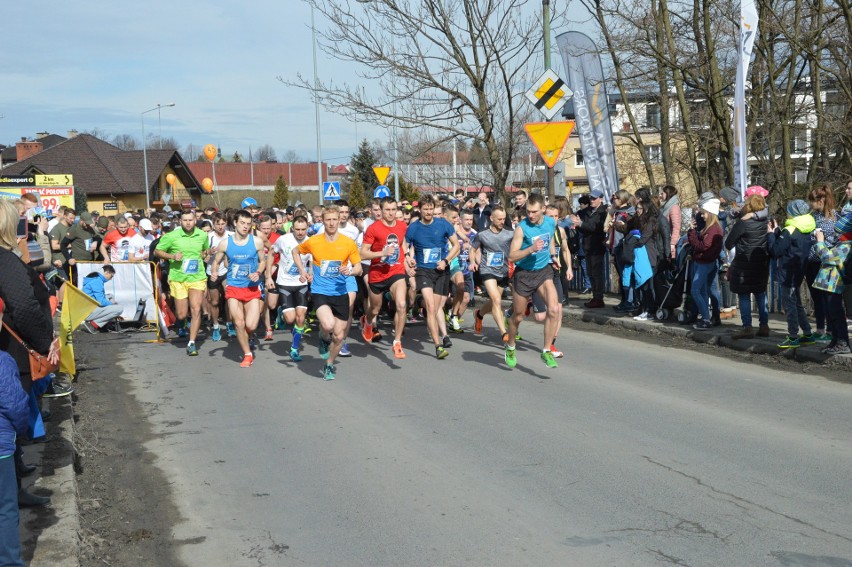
118 318 852 567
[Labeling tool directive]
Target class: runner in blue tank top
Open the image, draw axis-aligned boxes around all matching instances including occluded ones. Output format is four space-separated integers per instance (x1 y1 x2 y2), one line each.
211 210 267 368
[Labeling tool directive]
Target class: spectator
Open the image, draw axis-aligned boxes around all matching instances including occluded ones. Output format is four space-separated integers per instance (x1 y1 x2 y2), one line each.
513 189 528 217
571 190 608 308
726 193 771 338
80 265 124 333
625 192 660 320
768 199 816 348
805 185 838 342
687 198 724 329
658 185 681 261
607 190 636 312
60 211 98 284
472 191 492 232
812 212 852 354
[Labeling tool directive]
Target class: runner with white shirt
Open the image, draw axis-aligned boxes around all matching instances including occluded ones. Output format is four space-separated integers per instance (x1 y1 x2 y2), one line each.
205 212 231 341
129 218 156 261
267 215 312 362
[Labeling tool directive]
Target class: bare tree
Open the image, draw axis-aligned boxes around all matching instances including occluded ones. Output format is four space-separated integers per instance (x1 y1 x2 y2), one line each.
281 0 566 202
112 134 138 150
255 144 277 162
145 135 179 150
281 150 302 163
183 143 199 162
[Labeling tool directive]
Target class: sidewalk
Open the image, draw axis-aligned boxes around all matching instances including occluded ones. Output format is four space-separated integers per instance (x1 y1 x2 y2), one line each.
560 293 852 369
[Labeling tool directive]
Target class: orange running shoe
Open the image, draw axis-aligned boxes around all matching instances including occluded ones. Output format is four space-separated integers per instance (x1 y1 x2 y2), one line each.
264 328 273 341
240 353 254 368
549 343 564 358
474 310 483 334
361 324 375 343
501 332 510 343
392 341 406 359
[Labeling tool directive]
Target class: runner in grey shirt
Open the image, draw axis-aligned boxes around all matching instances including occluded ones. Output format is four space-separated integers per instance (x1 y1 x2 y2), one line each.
470 205 514 341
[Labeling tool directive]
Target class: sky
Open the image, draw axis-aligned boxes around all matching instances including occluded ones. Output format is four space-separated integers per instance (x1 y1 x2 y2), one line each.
0 1 387 165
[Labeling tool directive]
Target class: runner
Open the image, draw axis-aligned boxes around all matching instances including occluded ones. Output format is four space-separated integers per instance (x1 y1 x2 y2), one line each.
210 209 266 368
99 215 137 262
205 212 231 341
267 215 312 362
448 207 476 332
471 205 513 341
255 214 280 341
505 193 561 370
360 197 409 359
154 209 210 356
405 196 459 359
292 205 362 380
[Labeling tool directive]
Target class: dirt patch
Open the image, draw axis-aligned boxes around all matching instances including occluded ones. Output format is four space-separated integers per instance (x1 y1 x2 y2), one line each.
72 333 186 566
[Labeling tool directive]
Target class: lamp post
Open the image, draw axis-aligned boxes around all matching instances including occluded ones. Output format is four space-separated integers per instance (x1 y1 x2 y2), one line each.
142 103 176 211
311 6 324 205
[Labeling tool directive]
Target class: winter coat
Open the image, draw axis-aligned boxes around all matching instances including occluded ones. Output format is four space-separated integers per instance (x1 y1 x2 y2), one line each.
621 231 653 287
0 351 29 457
0 248 54 384
82 272 112 307
725 216 770 294
576 204 608 255
813 240 852 294
768 214 816 288
472 205 492 232
687 224 724 264
808 211 837 262
659 195 681 255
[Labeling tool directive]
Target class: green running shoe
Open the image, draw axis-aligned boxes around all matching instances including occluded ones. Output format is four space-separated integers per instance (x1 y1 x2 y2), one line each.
436 346 449 360
322 364 336 381
799 334 816 345
777 337 800 349
289 347 302 362
504 346 517 369
541 350 558 368
186 343 199 356
319 336 331 360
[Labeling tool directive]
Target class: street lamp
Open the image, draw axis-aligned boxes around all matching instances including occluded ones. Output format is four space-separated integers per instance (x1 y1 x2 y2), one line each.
141 103 176 211
311 6 324 205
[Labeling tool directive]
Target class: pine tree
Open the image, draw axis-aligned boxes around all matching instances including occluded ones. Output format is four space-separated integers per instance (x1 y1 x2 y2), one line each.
74 188 88 212
232 151 243 163
348 175 367 209
273 176 289 208
350 139 380 191
390 175 420 203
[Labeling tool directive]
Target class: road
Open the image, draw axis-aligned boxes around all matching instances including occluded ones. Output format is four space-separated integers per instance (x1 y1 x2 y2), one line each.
115 318 852 567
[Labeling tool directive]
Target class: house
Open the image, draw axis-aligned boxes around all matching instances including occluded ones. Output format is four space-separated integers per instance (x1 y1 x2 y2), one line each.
0 133 203 213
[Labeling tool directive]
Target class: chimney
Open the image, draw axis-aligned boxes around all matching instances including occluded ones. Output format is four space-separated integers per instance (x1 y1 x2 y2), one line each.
35 132 50 139
67 130 79 138
16 140 44 161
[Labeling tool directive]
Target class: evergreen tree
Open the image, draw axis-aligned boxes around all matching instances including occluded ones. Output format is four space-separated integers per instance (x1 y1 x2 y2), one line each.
273 175 290 208
74 187 88 212
232 151 243 163
348 175 367 209
350 139 380 191
390 175 420 203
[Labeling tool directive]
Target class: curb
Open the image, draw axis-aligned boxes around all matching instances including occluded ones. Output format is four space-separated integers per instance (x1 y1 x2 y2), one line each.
562 303 852 370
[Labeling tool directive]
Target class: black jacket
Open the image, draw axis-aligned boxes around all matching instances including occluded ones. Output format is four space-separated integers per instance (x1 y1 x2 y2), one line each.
577 204 608 255
472 205 492 232
767 215 815 288
725 217 770 294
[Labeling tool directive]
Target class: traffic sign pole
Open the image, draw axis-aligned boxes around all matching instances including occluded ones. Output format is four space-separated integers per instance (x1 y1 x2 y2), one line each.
543 0 554 200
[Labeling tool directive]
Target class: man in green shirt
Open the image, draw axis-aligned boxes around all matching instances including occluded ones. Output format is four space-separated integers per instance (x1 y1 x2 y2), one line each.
60 211 98 284
48 207 76 306
154 209 210 356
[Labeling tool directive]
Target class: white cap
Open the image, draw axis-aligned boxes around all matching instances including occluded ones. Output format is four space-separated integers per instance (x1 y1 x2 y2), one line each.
124 212 133 218
700 198 720 216
138 218 153 231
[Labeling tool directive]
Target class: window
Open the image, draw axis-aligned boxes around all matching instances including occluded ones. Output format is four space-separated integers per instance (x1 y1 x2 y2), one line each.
795 169 809 184
645 144 663 164
575 150 585 168
792 127 808 154
645 103 661 130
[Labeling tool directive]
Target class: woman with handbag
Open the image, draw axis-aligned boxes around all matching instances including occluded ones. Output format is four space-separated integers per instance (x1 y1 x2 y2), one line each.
0 200 58 507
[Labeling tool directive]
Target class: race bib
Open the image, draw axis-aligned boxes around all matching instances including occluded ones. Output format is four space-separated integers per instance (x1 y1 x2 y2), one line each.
231 263 251 279
83 239 92 251
486 251 504 267
320 260 342 277
287 263 300 275
181 259 200 274
384 245 400 265
421 247 441 264
118 246 129 261
533 234 551 254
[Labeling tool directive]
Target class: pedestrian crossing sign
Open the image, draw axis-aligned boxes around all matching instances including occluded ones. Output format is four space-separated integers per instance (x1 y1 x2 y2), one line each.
323 181 341 201
526 69 573 120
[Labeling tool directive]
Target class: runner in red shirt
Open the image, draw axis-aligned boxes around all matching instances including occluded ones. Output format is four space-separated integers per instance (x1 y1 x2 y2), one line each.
360 197 411 359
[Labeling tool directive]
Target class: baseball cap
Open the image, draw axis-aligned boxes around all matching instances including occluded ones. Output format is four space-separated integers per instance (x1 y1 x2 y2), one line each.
589 189 604 199
79 212 93 223
138 218 154 231
124 212 133 218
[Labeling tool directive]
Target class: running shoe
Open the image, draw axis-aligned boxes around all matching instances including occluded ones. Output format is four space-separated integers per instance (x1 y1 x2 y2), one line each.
211 327 222 341
226 322 236 337
799 334 816 345
42 381 73 398
633 312 653 321
319 335 331 359
240 354 254 368
264 328 274 341
249 336 258 351
442 335 452 349
177 327 188 338
693 320 713 330
549 344 564 358
186 343 198 356
814 333 832 343
777 337 800 349
435 346 449 360
822 342 851 355
501 332 510 343
449 315 463 333
392 341 406 359
473 310 483 334
322 364 336 381
81 321 97 334
371 327 383 342
339 342 352 357
361 324 376 344
289 348 302 362
541 350 558 368
360 315 367 329
504 345 517 368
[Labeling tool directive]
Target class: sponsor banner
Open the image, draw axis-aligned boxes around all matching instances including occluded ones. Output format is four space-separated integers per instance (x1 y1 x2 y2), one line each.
75 262 157 322
734 0 758 198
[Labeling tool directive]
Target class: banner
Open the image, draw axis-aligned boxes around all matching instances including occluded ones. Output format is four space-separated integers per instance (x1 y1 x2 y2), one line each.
734 0 759 198
557 31 620 201
59 283 99 376
74 262 157 321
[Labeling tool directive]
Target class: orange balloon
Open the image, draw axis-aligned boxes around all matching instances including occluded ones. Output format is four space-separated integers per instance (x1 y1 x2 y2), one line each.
203 144 217 161
166 173 176 186
201 178 214 193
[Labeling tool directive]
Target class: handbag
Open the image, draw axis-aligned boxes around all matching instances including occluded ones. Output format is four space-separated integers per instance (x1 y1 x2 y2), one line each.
3 326 59 381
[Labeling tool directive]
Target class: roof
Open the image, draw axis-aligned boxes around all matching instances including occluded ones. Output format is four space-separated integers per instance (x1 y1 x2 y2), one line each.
0 134 201 196
1 133 68 163
186 162 327 186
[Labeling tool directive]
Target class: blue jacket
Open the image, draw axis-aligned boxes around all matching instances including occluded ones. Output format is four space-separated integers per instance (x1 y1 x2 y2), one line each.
82 272 111 307
621 230 653 287
0 351 29 457
768 214 816 287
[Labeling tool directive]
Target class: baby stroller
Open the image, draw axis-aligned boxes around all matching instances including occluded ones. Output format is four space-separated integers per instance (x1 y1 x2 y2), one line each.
653 238 694 321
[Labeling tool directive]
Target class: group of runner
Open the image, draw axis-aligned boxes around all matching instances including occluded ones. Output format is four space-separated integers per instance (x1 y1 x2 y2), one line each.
153 193 573 379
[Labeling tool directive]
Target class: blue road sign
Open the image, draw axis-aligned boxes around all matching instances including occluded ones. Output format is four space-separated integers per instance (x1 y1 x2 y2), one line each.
373 185 391 199
323 181 341 201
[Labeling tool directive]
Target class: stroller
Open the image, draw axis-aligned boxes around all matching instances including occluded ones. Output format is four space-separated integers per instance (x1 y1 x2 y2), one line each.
653 237 694 321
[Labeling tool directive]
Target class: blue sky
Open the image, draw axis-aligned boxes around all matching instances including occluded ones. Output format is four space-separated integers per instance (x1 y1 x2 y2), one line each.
0 1 384 164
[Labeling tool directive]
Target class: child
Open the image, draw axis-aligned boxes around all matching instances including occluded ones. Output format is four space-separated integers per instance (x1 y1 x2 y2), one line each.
813 212 852 354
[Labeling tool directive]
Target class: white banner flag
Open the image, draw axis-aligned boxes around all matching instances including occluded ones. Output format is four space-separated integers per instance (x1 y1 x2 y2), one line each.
733 0 759 198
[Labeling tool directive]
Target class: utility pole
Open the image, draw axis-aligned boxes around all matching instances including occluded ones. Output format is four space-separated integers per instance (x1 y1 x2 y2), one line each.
543 0 555 201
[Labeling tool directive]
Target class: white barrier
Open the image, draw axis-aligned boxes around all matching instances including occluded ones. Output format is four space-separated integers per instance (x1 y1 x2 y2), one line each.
75 262 157 322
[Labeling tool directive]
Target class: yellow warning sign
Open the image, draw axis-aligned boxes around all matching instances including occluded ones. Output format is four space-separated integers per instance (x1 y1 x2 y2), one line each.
524 122 575 168
373 166 391 186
